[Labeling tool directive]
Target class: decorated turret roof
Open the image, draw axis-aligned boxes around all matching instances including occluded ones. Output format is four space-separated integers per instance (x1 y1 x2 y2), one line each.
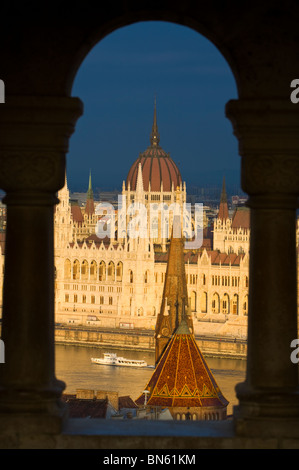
136 319 228 409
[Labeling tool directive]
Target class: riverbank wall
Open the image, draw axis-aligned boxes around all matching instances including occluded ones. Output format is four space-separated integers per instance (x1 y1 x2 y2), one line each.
55 325 247 360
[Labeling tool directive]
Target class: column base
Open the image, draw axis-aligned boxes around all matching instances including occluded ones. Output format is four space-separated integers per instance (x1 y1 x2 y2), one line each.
0 379 68 435
234 384 299 438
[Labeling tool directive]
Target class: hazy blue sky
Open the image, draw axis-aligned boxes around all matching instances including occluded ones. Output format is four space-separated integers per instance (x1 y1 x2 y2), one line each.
69 21 239 193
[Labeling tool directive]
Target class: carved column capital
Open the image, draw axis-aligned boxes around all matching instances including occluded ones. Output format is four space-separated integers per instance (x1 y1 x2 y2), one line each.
226 99 299 202
0 96 83 195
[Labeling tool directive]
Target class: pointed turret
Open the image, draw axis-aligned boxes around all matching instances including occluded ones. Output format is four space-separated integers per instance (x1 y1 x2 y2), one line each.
135 162 144 201
154 215 193 365
135 319 229 419
218 176 229 221
150 96 160 147
85 171 95 216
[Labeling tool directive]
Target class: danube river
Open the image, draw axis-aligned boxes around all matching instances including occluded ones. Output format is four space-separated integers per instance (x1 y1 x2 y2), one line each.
55 344 246 416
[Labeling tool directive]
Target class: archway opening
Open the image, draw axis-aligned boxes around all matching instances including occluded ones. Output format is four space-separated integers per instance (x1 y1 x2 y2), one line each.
54 20 246 421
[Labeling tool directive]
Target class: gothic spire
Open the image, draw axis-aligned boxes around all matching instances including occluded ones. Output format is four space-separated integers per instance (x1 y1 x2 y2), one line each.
220 175 227 203
218 175 229 221
150 96 160 147
87 170 93 200
154 215 193 365
85 170 95 216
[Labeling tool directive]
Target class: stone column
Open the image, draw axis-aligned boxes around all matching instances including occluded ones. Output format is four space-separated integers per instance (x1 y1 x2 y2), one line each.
226 99 299 438
0 96 83 434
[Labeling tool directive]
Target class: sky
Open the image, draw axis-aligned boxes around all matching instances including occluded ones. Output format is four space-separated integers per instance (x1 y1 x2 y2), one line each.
69 21 240 194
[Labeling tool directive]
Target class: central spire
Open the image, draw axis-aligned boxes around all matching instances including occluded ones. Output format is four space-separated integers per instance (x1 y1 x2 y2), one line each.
87 170 93 200
150 96 160 147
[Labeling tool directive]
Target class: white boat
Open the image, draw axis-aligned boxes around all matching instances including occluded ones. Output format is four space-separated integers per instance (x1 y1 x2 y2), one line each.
91 352 148 368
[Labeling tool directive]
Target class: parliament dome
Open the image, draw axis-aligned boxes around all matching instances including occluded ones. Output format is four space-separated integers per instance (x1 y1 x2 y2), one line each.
126 102 182 192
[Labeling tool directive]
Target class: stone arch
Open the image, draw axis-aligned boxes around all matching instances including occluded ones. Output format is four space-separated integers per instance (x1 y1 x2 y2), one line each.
73 259 80 280
2 1 299 445
222 293 230 314
190 290 196 312
107 261 115 281
64 259 71 280
211 292 220 314
200 291 208 313
116 261 123 282
243 294 248 316
90 260 97 281
81 259 89 281
232 293 239 315
99 261 106 281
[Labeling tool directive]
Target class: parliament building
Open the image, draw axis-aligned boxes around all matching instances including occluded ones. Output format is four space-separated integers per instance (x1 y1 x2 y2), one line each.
53 105 250 335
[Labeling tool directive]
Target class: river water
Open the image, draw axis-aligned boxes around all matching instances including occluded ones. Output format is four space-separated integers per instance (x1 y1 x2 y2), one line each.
55 344 246 416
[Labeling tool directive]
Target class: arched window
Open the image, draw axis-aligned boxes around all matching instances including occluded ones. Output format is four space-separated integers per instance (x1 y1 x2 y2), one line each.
99 261 106 281
107 261 115 281
129 270 133 284
90 260 97 281
81 260 89 281
64 259 71 280
222 293 230 314
212 293 220 313
232 294 239 315
116 262 123 282
73 259 80 280
243 295 248 315
200 291 207 313
191 291 196 312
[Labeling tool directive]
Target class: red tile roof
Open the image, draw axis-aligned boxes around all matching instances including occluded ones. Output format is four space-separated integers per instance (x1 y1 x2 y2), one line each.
208 251 243 266
71 204 83 224
231 206 250 229
61 395 110 418
136 321 228 410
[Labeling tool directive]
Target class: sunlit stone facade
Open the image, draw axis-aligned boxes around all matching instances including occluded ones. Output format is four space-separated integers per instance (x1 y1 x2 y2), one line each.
53 112 250 331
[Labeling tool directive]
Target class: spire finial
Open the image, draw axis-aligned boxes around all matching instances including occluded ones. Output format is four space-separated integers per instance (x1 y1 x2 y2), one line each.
87 170 93 200
220 175 227 203
150 95 160 147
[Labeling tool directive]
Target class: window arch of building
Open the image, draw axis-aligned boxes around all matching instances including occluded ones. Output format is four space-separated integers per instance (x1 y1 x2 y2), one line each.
191 290 196 312
200 291 208 313
81 259 89 281
107 261 115 281
129 269 134 284
151 217 159 240
222 293 230 314
90 260 97 281
73 259 80 280
232 293 239 315
116 261 123 282
243 294 248 316
99 261 106 281
211 292 220 314
64 259 72 280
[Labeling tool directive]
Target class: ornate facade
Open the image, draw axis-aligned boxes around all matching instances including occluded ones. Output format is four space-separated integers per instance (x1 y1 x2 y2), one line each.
54 108 250 333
